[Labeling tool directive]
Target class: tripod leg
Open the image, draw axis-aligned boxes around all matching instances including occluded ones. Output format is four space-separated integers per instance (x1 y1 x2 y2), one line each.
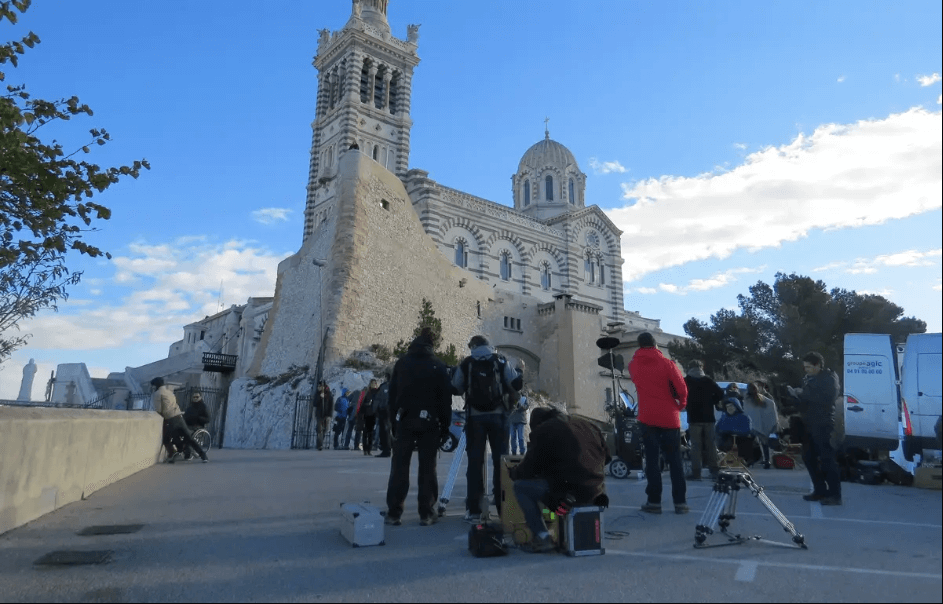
438 431 467 516
740 474 807 548
695 488 729 546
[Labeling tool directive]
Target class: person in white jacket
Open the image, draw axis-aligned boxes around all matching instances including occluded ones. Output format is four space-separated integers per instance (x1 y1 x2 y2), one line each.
151 377 208 463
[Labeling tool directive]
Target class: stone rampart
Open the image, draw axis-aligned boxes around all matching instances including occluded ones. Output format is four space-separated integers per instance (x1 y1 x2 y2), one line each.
255 150 492 378
0 406 162 535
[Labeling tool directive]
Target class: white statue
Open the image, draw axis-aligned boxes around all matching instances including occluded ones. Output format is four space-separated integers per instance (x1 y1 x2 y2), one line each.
352 0 362 18
318 28 330 50
17 358 37 401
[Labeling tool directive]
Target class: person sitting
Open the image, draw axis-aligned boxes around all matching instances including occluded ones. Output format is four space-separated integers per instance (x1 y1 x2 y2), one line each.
716 384 754 465
180 392 211 460
508 406 610 553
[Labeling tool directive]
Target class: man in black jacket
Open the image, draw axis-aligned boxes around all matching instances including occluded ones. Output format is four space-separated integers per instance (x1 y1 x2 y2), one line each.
789 351 842 505
683 360 724 480
373 376 392 457
385 328 453 526
509 406 609 553
313 381 333 451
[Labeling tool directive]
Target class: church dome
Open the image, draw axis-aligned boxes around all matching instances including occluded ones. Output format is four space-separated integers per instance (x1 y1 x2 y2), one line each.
518 134 579 172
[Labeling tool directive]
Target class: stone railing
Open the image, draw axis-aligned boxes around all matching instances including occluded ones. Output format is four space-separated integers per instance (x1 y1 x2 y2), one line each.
0 406 162 535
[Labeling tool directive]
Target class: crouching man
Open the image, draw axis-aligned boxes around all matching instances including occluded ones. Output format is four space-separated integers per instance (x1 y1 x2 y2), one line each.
508 406 610 553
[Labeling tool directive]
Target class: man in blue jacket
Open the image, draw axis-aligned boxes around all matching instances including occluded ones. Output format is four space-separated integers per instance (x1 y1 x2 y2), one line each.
333 388 349 450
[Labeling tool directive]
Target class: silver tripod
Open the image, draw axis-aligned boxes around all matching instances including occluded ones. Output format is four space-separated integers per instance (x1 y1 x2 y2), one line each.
437 431 467 517
695 469 807 549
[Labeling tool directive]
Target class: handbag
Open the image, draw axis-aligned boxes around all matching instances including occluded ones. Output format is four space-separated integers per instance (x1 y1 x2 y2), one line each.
468 523 508 557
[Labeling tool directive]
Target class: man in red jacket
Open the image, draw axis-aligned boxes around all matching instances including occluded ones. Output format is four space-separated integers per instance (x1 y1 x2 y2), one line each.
627 332 689 514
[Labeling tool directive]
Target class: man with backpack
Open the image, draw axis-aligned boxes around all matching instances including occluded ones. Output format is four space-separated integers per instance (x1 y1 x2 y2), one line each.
451 335 522 523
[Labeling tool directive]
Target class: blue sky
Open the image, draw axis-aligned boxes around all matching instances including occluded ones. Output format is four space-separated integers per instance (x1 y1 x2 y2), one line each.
2 0 941 398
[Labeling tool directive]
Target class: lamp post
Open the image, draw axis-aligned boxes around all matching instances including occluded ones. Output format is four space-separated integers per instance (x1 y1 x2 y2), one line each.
312 258 327 383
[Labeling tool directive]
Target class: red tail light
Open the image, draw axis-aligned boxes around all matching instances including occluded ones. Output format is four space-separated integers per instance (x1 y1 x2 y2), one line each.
901 397 913 437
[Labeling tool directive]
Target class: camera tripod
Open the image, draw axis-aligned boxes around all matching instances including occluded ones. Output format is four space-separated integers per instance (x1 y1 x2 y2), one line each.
694 469 807 549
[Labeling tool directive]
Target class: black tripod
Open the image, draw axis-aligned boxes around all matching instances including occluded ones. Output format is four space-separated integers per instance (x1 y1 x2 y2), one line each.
694 469 807 549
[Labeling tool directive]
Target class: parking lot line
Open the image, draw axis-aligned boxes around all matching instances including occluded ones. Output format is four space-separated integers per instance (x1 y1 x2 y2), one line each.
606 505 943 528
607 550 943 580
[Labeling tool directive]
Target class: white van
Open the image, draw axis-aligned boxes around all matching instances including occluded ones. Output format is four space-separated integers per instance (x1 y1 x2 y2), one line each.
900 333 942 456
843 333 904 452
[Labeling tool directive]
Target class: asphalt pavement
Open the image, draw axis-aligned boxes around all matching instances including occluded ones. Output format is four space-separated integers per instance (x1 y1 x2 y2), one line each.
0 447 940 602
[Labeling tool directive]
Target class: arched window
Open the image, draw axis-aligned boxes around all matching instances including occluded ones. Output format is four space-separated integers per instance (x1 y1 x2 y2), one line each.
540 262 552 290
372 145 379 161
455 239 467 268
523 180 530 206
569 179 575 204
599 262 605 285
585 255 600 284
545 176 554 201
500 252 512 281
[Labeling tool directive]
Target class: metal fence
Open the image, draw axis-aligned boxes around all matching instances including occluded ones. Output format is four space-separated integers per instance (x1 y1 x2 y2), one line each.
291 394 316 449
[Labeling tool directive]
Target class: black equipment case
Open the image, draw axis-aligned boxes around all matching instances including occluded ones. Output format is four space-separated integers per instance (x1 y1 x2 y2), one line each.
560 506 605 556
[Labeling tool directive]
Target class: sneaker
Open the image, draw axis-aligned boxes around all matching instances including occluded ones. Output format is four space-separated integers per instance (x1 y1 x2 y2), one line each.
802 493 825 502
201 458 209 463
820 497 843 506
463 511 482 524
641 501 662 514
419 515 438 526
520 534 555 554
167 452 181 464
675 503 690 515
384 515 402 526
377 452 391 458
685 474 701 481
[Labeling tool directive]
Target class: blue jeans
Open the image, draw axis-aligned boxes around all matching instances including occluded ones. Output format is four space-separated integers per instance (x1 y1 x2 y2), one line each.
510 422 526 455
641 424 686 505
513 479 550 536
465 413 509 515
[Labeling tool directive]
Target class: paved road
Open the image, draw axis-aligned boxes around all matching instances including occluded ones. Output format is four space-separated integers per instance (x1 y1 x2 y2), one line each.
0 448 940 602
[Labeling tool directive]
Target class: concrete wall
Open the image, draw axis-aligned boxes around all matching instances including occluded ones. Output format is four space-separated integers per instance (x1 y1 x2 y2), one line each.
0 406 162 535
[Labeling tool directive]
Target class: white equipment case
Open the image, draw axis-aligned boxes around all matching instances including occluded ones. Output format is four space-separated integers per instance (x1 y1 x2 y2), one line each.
339 502 385 547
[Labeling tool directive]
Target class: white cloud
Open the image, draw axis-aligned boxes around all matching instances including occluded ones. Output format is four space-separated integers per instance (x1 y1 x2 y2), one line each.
837 75 846 83
858 289 895 297
918 73 941 87
15 238 292 353
818 248 942 275
588 158 628 175
609 108 943 281
251 208 292 224
641 267 764 296
733 142 748 150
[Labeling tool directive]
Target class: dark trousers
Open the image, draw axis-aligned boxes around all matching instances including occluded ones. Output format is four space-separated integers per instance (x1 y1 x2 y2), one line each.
376 409 392 454
641 424 686 505
333 417 347 449
513 479 550 536
344 418 362 449
466 413 508 515
386 420 439 520
802 423 841 498
165 415 207 461
315 414 330 450
362 415 376 453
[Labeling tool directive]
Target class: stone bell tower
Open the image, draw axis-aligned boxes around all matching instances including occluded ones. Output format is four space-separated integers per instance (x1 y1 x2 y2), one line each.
303 0 421 241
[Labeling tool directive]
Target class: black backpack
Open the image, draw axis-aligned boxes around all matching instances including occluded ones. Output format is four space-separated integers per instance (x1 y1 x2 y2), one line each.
465 355 505 412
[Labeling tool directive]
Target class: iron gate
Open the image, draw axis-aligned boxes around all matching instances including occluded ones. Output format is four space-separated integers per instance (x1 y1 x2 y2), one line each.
292 394 316 449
